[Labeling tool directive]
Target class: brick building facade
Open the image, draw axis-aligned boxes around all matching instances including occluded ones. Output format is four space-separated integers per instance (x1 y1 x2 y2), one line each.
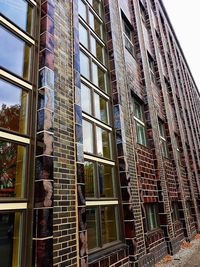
0 0 200 266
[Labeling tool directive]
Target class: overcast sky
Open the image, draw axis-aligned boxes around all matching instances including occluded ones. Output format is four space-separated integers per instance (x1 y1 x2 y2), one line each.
162 0 200 90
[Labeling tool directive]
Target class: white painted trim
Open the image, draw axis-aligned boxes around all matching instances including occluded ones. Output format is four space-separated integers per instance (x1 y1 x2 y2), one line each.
0 16 35 45
29 0 37 6
81 77 110 100
86 200 118 206
83 113 112 131
0 203 27 210
0 69 32 90
134 116 145 126
84 154 115 165
0 131 30 144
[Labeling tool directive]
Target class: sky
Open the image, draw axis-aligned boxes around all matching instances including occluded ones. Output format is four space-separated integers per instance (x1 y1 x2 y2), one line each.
162 0 200 90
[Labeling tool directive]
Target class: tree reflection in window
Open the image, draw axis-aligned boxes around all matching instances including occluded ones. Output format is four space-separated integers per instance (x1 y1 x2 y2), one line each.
0 141 26 197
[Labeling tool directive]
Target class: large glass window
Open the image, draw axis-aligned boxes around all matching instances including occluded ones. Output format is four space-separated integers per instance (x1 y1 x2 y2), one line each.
145 203 159 231
0 26 31 80
0 212 23 267
92 63 106 91
158 119 168 158
83 120 94 153
96 126 111 159
0 140 27 198
0 0 33 34
133 99 147 146
0 79 29 134
81 83 92 114
80 51 90 80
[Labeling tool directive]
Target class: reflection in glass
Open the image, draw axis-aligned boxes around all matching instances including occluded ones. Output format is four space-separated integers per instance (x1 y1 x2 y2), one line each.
84 161 95 197
0 212 22 267
81 83 91 114
80 51 90 80
96 127 111 158
89 12 102 38
101 206 117 244
92 63 106 91
83 120 93 153
0 141 26 197
136 122 146 146
0 0 33 34
89 0 101 17
98 164 114 197
78 0 87 21
79 23 88 49
91 36 104 63
86 207 98 250
0 26 31 80
0 79 28 134
94 93 108 123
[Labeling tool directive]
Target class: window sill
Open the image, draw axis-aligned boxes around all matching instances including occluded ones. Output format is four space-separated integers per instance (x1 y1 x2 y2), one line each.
88 241 128 263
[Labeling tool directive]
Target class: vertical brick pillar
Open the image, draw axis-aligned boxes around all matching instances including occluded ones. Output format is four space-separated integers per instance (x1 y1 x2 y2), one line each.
33 1 55 266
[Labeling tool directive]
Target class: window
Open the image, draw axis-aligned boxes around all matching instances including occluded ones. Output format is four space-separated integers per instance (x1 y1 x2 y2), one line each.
122 15 136 57
0 79 29 134
80 51 90 80
147 52 157 84
133 99 147 146
0 212 23 266
79 22 89 49
78 0 121 254
172 202 179 222
0 0 33 34
158 119 168 158
0 26 31 80
145 203 159 231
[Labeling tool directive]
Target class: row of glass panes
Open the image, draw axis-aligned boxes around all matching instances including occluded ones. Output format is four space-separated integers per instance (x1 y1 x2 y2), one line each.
0 1 36 266
78 0 121 252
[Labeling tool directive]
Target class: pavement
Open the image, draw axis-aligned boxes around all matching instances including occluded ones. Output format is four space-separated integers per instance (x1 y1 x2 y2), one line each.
156 237 200 267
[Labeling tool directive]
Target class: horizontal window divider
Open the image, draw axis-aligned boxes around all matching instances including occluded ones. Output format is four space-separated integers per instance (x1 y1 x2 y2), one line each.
84 154 115 165
33 207 53 210
134 116 145 125
0 69 32 90
82 113 112 131
0 131 30 144
86 200 119 206
160 136 166 141
29 0 37 6
80 45 107 72
0 202 27 210
35 179 54 182
79 17 105 47
0 16 35 45
32 236 53 241
35 154 54 158
81 77 110 100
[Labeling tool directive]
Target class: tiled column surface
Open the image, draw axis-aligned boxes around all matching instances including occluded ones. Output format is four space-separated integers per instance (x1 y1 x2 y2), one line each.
33 0 55 266
146 0 187 253
53 0 78 266
104 0 146 264
133 0 174 256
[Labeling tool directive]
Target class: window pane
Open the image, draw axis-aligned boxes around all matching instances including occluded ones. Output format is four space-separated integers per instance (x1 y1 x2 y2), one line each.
92 63 106 91
83 120 93 153
134 101 142 120
96 127 111 159
80 51 90 80
85 161 95 197
89 12 102 38
136 123 146 146
0 212 23 267
161 140 168 158
91 36 104 63
146 204 158 231
0 79 28 134
0 26 31 80
0 140 27 198
81 83 92 114
79 23 88 49
94 93 108 123
101 206 118 244
89 0 101 17
86 207 99 250
98 163 114 197
78 0 87 21
0 0 33 34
